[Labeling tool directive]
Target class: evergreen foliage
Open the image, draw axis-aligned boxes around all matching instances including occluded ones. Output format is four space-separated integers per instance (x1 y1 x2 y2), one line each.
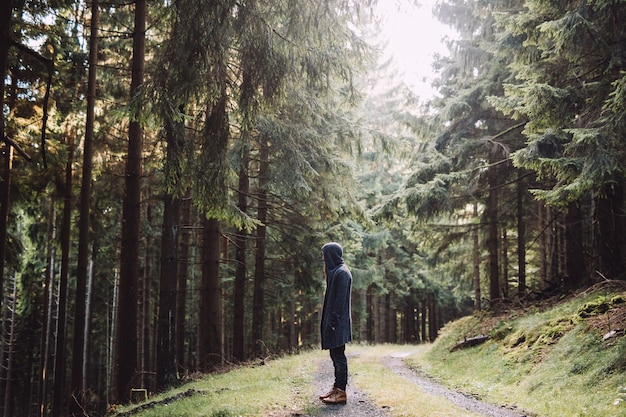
3 0 626 415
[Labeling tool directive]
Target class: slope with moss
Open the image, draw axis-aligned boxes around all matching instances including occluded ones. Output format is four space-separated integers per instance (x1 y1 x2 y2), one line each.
409 282 626 417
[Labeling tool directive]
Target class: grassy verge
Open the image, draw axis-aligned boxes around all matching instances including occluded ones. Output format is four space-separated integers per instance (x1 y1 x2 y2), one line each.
110 350 320 417
409 286 626 417
349 344 483 417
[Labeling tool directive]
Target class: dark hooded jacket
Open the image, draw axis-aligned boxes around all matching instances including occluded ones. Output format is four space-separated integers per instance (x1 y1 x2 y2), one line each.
320 242 353 350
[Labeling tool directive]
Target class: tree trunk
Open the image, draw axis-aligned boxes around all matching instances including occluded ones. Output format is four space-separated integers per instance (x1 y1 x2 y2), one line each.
538 201 548 288
516 176 526 296
140 200 154 392
564 201 586 290
38 198 55 417
51 135 75 417
176 191 191 373
0 0 15 314
3 275 17 417
487 168 500 304
472 203 481 311
70 1 99 413
420 300 427 343
116 0 146 402
597 182 625 278
233 150 249 361
198 217 222 371
157 102 186 389
252 138 269 357
0 144 11 315
156 192 180 389
501 228 509 299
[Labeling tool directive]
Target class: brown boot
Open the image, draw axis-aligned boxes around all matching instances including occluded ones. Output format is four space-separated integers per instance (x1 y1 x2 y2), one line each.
321 387 347 405
319 387 337 400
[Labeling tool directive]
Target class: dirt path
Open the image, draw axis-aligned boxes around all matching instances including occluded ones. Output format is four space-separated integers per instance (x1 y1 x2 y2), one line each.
383 351 529 417
302 351 530 417
306 353 391 417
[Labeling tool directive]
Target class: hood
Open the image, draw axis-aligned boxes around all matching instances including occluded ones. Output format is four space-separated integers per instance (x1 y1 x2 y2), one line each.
322 242 344 272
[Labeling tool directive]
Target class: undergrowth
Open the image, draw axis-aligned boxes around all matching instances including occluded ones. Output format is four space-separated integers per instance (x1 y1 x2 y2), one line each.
411 284 626 417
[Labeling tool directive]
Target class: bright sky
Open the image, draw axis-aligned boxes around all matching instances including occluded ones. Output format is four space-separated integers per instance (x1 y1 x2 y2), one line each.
375 0 458 101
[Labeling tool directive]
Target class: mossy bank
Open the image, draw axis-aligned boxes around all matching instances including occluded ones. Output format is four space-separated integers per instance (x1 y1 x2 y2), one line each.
410 282 626 417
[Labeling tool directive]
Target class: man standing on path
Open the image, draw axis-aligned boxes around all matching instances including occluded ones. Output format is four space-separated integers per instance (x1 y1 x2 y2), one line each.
319 242 353 405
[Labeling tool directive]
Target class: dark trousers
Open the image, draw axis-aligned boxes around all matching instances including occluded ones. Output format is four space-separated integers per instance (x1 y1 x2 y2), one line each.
329 345 348 390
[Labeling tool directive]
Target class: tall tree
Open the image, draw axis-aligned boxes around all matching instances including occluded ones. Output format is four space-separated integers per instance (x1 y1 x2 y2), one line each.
115 0 146 402
0 0 14 310
51 133 74 417
70 0 99 413
494 0 626 281
232 144 249 361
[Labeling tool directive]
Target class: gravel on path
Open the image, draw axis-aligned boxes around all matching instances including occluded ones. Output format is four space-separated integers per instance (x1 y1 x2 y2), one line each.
304 353 391 417
384 351 531 417
297 350 532 417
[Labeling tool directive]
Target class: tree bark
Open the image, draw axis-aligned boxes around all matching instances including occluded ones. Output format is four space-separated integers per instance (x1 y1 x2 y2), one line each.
487 167 500 304
473 203 481 311
252 137 269 357
51 134 74 417
116 0 146 402
70 1 99 413
233 150 249 361
564 201 586 290
0 0 14 315
156 103 186 389
197 217 222 370
176 191 191 372
156 192 180 388
516 176 526 296
597 182 625 278
38 198 55 417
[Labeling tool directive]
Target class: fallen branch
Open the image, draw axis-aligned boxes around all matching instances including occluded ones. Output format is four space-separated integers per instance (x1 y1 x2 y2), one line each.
450 335 489 352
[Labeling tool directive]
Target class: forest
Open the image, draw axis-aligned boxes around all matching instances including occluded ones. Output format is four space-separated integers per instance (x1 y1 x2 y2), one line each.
1 0 625 416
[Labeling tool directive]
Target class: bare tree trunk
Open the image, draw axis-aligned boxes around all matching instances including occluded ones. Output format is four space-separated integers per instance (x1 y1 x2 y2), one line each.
140 200 155 393
501 228 509 299
70 1 99 413
156 102 186 389
3 275 17 417
487 168 500 304
51 135 75 417
564 201 586 290
198 217 221 370
252 138 269 357
176 191 191 373
38 198 55 417
233 150 249 361
0 0 15 314
115 0 146 403
516 176 526 296
156 192 180 388
597 182 625 278
538 201 548 288
0 144 11 316
473 203 481 311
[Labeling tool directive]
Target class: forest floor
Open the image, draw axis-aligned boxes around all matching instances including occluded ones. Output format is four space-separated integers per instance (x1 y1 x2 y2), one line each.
303 350 529 417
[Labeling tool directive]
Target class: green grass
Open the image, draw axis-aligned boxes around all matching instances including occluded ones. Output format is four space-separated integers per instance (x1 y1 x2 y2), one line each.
111 287 626 417
111 350 320 417
349 344 483 417
410 288 626 417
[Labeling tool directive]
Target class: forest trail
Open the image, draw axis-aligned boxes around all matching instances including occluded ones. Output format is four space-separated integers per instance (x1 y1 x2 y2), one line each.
303 349 529 417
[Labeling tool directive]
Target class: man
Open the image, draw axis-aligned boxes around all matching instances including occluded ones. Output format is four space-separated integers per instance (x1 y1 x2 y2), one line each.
319 242 352 405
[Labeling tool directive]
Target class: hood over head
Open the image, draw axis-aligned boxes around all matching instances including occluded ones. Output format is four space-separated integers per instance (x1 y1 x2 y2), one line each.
322 242 344 272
